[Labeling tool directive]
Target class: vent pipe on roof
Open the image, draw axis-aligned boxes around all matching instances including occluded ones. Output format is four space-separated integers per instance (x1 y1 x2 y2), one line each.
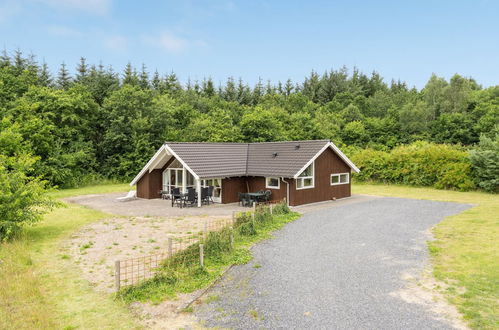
295 144 300 150
272 152 278 158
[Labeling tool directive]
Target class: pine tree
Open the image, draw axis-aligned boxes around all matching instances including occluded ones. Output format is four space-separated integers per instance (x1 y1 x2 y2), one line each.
39 61 52 86
252 77 264 104
164 72 181 93
284 79 294 96
13 49 26 73
0 48 10 67
151 70 161 90
123 62 138 86
265 80 275 95
57 62 72 89
139 63 150 89
202 78 215 97
76 57 88 82
223 77 237 101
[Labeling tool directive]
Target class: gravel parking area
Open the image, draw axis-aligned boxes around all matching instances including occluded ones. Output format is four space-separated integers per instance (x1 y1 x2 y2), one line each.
194 197 472 329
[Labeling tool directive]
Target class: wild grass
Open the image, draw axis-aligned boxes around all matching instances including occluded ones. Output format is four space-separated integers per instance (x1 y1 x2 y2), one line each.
118 208 300 304
0 183 138 330
353 183 499 329
48 182 131 199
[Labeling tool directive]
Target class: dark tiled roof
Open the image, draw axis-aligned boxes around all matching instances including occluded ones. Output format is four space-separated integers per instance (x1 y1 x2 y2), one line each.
247 140 329 177
166 140 329 178
167 142 249 178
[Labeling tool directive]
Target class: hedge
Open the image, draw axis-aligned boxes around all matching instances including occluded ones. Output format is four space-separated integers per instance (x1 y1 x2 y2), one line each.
350 141 476 191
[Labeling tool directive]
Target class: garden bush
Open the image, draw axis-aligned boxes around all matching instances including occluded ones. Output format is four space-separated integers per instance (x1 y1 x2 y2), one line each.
351 141 476 191
470 134 499 193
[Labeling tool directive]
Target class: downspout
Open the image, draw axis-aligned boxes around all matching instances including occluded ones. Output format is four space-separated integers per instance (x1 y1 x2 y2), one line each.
281 177 290 206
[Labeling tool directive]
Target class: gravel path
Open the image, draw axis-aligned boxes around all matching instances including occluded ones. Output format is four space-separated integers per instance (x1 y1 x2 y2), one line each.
194 197 471 329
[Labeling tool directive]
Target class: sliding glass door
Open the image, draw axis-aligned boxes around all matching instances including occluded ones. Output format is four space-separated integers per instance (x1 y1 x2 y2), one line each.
201 178 222 203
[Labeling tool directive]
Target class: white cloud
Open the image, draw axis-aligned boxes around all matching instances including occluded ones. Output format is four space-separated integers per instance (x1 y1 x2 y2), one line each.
47 25 83 37
37 0 112 15
102 35 128 51
142 31 206 54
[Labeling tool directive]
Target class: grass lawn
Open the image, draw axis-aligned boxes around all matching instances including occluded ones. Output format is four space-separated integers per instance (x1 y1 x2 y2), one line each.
0 183 139 330
353 183 499 330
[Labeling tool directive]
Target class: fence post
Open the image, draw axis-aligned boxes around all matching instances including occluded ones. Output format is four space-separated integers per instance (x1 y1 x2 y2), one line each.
229 228 234 249
253 201 256 212
232 211 236 226
115 260 120 292
199 244 204 267
167 237 173 258
270 204 273 215
204 220 208 241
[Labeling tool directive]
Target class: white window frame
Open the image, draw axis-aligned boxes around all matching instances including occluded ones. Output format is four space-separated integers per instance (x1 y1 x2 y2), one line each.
265 177 280 189
296 162 315 190
330 172 350 186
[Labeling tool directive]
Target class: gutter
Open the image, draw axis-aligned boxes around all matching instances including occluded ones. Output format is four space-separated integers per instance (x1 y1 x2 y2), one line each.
281 177 290 206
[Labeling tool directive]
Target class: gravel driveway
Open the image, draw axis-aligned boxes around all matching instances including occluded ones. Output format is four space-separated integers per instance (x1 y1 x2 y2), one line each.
194 197 471 329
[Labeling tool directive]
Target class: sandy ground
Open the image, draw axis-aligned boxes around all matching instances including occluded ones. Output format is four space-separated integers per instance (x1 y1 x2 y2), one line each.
63 214 230 293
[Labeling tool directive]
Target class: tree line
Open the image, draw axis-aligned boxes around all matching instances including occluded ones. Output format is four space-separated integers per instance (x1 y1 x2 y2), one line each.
0 49 498 188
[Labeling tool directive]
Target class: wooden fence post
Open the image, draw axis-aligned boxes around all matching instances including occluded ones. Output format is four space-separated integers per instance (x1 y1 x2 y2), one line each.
253 201 256 212
199 244 204 267
204 220 208 240
232 211 236 226
115 260 120 292
270 204 273 215
229 228 234 249
167 237 173 258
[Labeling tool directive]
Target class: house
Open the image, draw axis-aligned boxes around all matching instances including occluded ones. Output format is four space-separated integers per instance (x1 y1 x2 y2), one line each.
130 140 360 207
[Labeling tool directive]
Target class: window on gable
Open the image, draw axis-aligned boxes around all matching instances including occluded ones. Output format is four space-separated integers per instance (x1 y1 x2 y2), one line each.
296 163 314 189
265 177 280 189
331 173 349 185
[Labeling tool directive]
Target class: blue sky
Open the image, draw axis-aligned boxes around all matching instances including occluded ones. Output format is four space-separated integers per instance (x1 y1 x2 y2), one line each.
1 0 498 88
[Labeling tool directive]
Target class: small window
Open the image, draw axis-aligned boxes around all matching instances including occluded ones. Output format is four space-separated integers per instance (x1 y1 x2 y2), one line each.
266 177 280 189
296 162 314 189
331 173 349 185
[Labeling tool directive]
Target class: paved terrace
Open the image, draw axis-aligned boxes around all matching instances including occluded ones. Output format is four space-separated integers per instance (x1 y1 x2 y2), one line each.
65 192 376 218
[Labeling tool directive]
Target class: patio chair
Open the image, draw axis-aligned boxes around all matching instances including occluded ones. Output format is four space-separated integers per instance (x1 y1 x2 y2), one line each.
264 190 271 202
184 188 197 207
171 188 183 207
207 186 214 204
201 187 209 205
238 192 251 207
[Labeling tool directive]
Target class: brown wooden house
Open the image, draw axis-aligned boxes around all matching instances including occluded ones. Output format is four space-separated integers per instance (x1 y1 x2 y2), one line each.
130 140 360 206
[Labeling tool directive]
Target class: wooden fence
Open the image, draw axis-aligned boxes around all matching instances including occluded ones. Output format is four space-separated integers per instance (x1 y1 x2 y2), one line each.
114 199 286 291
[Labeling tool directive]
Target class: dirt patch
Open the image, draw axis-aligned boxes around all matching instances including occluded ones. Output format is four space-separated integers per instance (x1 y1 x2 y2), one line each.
390 268 469 330
129 291 204 329
63 215 230 293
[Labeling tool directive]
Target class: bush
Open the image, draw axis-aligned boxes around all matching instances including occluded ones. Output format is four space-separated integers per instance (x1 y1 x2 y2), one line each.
238 221 257 236
470 134 499 193
351 141 476 191
273 201 291 214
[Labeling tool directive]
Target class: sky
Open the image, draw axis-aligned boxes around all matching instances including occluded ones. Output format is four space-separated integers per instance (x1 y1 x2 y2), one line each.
1 0 498 89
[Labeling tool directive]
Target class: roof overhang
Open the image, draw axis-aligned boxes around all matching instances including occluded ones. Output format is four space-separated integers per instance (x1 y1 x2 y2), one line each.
129 144 200 186
292 141 360 179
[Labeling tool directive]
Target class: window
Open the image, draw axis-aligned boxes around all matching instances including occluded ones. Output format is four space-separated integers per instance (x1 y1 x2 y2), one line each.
331 173 349 185
265 177 280 189
296 162 314 189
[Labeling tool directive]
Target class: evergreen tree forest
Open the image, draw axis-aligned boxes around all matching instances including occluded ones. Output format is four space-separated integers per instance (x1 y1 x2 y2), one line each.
1 50 498 191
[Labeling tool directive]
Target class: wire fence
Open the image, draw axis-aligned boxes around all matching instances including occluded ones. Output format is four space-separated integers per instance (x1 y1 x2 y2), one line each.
114 199 287 291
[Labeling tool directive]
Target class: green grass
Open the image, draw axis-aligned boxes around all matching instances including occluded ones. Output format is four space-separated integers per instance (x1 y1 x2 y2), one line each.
48 182 132 199
353 183 499 330
118 211 301 304
0 183 138 330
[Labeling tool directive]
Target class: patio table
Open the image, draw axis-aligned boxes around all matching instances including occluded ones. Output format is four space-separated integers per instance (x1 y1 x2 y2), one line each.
246 192 266 204
171 192 188 208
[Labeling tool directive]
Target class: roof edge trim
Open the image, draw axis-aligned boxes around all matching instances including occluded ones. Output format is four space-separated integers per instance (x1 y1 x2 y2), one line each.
292 141 360 179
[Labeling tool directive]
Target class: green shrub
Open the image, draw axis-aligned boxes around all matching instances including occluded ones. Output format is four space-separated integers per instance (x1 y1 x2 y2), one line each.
351 141 476 191
204 228 232 255
238 221 257 236
254 208 272 223
273 202 290 214
470 134 499 193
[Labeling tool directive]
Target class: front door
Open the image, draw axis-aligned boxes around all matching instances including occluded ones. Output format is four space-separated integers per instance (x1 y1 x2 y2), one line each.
202 178 222 203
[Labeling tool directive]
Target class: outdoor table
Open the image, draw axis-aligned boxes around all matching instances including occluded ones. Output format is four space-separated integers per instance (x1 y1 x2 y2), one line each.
246 192 265 204
171 192 188 208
